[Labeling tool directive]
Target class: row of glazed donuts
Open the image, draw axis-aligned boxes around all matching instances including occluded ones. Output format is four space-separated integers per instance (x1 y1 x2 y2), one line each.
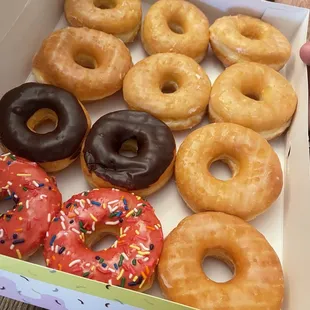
65 0 291 70
124 56 298 137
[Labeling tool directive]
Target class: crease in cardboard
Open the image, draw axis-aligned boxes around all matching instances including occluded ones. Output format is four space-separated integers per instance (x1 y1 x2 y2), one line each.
0 0 32 46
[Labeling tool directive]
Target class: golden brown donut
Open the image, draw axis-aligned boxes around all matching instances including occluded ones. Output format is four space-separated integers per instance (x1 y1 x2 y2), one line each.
209 62 297 140
141 0 210 63
158 212 284 310
32 27 132 101
209 15 291 71
65 0 142 43
123 53 211 130
175 123 283 221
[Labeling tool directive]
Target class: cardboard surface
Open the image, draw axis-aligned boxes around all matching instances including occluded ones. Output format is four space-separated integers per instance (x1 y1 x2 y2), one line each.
0 0 63 98
0 0 309 309
0 0 29 43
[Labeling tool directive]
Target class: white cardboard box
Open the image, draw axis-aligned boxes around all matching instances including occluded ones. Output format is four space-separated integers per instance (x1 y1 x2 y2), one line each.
0 0 309 309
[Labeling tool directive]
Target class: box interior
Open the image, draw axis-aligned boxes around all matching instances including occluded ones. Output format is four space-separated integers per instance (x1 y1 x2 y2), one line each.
0 0 309 309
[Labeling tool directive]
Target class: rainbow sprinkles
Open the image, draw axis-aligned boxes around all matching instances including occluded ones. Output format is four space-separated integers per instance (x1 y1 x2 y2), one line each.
43 188 164 291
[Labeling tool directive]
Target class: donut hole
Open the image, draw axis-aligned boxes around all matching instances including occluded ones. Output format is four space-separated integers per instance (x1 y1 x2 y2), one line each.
0 199 16 217
243 92 261 101
27 109 58 134
91 234 117 251
74 53 97 69
119 139 138 158
86 225 118 251
209 159 235 181
203 256 235 283
241 84 262 101
240 27 261 40
168 21 184 34
161 81 179 94
93 0 116 9
28 247 44 264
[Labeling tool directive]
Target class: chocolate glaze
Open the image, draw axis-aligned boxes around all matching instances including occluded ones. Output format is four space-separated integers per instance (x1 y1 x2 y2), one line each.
0 83 88 162
83 110 176 190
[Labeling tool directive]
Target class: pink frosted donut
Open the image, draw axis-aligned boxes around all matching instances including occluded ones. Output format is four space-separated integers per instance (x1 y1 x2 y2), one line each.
44 188 163 291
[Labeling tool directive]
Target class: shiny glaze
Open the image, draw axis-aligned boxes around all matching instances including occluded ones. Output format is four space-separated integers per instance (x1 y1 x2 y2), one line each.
83 110 176 190
158 212 284 310
0 83 88 162
0 153 62 259
44 188 163 290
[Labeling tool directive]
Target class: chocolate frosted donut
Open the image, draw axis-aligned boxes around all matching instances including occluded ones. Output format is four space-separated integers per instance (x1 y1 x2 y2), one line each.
81 110 176 196
0 83 91 172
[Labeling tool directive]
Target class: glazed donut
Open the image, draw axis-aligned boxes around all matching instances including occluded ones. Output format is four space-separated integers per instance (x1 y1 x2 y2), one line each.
65 0 142 43
44 188 163 291
209 62 297 140
175 123 283 221
141 0 210 63
158 212 284 310
0 83 91 172
0 153 62 260
81 110 176 196
123 53 211 130
32 27 132 101
209 15 291 71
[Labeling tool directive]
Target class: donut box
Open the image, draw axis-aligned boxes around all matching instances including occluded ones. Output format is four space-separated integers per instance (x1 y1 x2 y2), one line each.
0 0 309 309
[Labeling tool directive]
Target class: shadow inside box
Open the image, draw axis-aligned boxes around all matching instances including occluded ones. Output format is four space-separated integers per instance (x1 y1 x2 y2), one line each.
126 30 149 63
184 0 273 23
228 6 266 18
197 48 224 84
191 0 226 23
159 0 226 24
28 247 45 266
